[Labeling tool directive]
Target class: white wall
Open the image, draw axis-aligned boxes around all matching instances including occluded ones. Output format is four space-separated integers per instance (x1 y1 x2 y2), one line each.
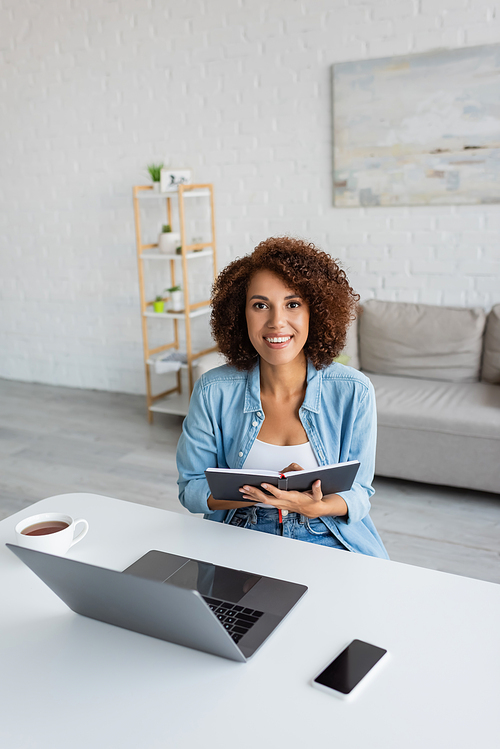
1 0 499 394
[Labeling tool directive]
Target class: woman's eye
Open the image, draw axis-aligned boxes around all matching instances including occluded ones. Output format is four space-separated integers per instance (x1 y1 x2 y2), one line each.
253 302 268 310
288 302 300 309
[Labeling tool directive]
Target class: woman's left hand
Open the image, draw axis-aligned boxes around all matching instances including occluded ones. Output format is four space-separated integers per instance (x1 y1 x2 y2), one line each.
238 462 347 519
239 479 325 518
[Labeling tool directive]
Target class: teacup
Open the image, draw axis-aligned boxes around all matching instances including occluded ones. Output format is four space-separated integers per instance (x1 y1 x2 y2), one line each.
15 512 89 555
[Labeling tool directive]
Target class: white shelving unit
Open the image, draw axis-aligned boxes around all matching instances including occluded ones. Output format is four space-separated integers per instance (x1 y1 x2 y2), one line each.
132 184 218 421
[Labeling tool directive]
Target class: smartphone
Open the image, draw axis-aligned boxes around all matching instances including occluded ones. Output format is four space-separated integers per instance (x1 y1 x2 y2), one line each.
312 639 388 700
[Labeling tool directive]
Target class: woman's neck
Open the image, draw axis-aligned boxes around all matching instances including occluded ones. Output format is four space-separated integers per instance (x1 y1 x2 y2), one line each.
259 353 308 399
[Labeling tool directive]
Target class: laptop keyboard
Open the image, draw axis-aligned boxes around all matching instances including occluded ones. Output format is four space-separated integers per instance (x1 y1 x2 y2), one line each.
203 596 264 643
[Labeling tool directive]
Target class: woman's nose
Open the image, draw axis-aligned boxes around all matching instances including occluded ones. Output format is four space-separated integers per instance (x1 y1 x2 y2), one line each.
268 307 285 328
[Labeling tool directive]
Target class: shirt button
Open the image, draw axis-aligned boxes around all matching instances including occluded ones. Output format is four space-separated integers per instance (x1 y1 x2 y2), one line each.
281 510 289 517
238 452 243 457
252 421 258 427
257 411 262 417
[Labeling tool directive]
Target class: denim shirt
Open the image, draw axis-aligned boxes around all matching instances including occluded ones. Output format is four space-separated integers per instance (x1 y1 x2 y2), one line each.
176 360 389 560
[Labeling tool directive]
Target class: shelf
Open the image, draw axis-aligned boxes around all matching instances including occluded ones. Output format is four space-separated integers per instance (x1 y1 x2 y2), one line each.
149 391 191 416
133 182 217 420
147 348 218 370
140 248 213 261
144 307 210 320
138 188 211 200
146 350 188 369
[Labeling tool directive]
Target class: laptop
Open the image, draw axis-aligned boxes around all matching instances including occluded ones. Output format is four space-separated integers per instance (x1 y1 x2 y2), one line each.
6 544 307 663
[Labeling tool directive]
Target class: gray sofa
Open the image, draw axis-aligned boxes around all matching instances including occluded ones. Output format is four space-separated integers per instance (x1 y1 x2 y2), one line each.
348 300 500 495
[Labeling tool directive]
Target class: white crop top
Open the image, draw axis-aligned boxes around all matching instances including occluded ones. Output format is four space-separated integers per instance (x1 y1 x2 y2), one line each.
242 439 319 507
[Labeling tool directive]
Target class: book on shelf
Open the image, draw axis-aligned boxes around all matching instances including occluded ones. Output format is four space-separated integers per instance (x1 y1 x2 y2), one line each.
153 351 187 374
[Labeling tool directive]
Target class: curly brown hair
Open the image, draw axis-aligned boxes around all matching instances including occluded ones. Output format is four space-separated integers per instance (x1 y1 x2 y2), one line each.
210 236 359 370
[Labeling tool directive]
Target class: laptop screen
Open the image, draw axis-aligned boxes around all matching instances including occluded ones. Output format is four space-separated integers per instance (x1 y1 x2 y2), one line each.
167 560 262 603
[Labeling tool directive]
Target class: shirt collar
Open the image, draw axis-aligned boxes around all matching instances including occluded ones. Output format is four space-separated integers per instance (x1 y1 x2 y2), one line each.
243 359 322 414
244 361 261 413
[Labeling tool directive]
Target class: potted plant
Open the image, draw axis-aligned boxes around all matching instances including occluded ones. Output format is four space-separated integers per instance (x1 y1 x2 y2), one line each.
147 162 164 192
166 285 183 312
153 295 165 313
158 224 181 254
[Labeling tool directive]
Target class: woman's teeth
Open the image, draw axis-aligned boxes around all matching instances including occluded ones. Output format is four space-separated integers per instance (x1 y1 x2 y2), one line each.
265 336 291 343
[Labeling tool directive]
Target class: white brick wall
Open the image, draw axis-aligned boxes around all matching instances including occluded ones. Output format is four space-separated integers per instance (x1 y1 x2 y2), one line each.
1 0 499 394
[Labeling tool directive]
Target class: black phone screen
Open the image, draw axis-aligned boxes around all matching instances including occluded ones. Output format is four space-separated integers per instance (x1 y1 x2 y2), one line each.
314 639 387 695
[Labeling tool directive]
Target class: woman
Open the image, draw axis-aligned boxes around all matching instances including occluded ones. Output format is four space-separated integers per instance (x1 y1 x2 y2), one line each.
176 237 388 559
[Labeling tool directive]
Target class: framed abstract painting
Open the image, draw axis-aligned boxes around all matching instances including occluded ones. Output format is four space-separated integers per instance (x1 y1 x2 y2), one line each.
333 45 500 207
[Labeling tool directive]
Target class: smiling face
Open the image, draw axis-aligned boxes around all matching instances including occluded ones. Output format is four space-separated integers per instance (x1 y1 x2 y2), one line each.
245 269 310 368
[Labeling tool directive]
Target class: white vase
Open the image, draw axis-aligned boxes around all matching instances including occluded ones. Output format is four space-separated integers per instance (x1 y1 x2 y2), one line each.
158 232 181 254
169 290 184 312
152 182 161 192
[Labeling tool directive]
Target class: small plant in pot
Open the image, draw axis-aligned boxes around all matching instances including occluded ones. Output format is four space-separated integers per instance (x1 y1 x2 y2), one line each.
153 295 165 313
147 162 164 191
166 285 183 312
192 235 204 252
158 224 181 254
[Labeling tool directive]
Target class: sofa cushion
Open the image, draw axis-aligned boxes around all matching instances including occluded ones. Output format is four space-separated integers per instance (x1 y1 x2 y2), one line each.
340 317 360 369
482 304 500 384
194 351 226 379
368 372 500 440
359 299 486 383
367 372 500 493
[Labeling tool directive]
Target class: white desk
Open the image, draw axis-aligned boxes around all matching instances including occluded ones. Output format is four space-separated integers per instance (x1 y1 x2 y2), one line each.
1 493 499 749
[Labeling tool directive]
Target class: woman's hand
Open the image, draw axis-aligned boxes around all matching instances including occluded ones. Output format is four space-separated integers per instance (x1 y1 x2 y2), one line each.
207 494 257 511
238 480 325 518
280 462 303 474
238 462 348 519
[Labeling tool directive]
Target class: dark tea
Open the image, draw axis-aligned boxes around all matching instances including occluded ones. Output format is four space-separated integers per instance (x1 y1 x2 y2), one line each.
21 520 69 536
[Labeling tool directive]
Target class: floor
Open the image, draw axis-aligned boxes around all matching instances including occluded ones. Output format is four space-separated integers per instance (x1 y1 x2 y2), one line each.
1 378 499 584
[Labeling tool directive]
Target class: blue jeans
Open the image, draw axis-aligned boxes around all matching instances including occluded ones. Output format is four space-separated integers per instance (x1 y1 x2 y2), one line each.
228 506 348 550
